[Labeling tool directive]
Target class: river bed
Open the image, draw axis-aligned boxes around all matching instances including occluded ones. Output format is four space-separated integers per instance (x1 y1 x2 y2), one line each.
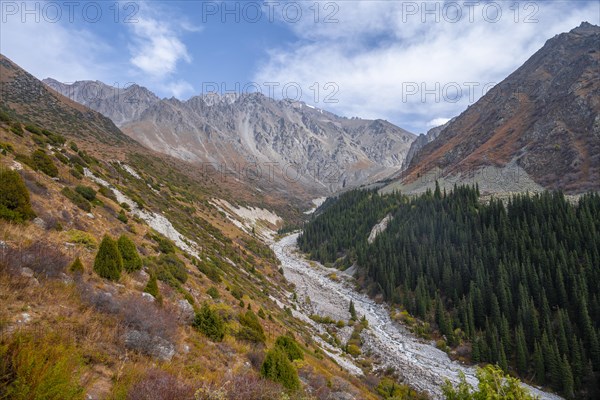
272 233 562 400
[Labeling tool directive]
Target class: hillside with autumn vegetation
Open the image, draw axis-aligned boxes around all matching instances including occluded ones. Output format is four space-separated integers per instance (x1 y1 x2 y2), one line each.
0 55 419 400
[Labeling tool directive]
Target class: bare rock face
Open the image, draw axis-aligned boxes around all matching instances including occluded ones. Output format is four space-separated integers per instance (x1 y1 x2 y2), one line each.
401 22 600 193
44 80 415 193
401 119 454 170
43 79 160 127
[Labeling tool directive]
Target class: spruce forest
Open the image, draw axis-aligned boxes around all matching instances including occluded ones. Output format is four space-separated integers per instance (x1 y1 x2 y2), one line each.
298 186 600 398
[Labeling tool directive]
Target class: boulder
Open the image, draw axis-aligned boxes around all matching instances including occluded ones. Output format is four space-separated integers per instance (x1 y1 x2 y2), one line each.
124 329 175 361
177 299 195 323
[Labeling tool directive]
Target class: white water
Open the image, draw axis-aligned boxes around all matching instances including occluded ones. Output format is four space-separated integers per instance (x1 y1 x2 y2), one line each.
272 233 562 400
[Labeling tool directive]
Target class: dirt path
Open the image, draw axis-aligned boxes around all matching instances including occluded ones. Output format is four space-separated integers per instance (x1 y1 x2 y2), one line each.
272 233 563 400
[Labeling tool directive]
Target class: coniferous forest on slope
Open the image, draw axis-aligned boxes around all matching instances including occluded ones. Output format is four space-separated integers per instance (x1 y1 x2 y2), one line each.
298 186 600 399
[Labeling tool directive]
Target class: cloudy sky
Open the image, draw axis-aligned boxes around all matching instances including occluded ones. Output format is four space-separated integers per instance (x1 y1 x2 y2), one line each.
1 0 598 132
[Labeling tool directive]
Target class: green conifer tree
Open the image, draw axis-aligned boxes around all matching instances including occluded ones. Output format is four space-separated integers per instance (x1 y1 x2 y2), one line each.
117 235 142 272
193 303 225 342
0 169 36 222
69 257 84 274
93 235 123 281
349 299 357 320
260 346 300 390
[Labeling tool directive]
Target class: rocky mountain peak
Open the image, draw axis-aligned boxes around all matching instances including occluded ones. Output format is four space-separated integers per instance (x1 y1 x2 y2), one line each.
571 21 599 35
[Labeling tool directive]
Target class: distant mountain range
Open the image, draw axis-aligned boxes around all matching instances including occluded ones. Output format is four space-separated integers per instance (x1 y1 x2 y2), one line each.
391 22 600 194
43 79 416 193
25 21 600 196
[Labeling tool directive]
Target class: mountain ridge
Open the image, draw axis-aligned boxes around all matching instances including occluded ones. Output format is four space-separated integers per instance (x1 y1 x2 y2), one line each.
394 22 600 194
43 78 416 193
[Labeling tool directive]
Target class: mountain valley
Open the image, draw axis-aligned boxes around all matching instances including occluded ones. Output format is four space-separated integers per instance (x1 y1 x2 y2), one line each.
0 19 599 400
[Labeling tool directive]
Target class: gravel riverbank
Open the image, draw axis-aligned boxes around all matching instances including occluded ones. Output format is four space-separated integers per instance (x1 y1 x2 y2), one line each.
272 233 563 400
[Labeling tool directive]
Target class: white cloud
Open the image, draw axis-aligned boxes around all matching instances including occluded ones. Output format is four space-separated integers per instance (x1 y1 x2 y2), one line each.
0 10 116 83
427 118 451 128
129 18 191 78
255 1 600 132
127 3 198 97
0 1 197 99
160 80 195 99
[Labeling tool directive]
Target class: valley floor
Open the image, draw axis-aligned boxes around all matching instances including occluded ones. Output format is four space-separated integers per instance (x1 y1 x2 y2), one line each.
272 233 563 400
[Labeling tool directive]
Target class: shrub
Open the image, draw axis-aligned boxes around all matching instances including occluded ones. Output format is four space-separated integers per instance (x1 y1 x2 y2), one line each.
117 210 128 223
69 154 87 168
54 151 70 165
69 142 78 152
25 124 42 135
77 150 95 165
193 303 225 342
32 134 47 147
14 153 36 170
69 257 84 274
82 287 169 338
196 373 284 400
66 230 97 249
75 185 96 201
2 241 68 278
260 347 300 390
118 235 142 272
0 332 85 400
0 142 14 154
154 254 187 285
206 286 220 299
442 365 537 400
0 110 10 122
144 274 160 299
195 260 221 283
274 335 304 361
346 344 361 357
230 286 243 300
31 149 59 177
69 168 82 180
93 235 123 281
247 350 265 370
43 131 66 146
61 187 91 212
98 185 116 201
0 169 36 222
237 310 266 344
376 377 425 400
10 122 23 136
127 369 194 400
150 232 175 254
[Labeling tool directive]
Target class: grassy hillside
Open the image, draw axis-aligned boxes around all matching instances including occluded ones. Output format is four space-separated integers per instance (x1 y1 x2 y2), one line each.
0 110 388 399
